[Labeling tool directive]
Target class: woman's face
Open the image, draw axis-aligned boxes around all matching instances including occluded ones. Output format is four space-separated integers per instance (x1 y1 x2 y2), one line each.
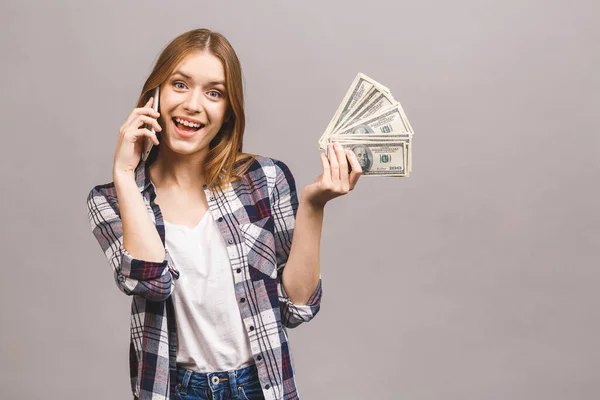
158 51 229 156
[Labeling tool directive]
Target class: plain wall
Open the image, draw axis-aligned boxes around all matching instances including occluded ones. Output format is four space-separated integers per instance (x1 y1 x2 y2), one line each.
1 0 598 399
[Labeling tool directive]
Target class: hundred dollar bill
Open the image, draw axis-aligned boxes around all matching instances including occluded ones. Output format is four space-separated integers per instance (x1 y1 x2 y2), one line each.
331 134 412 142
334 104 413 136
318 75 373 148
319 73 391 150
334 89 397 134
319 73 415 177
331 87 380 134
331 136 412 174
334 142 408 176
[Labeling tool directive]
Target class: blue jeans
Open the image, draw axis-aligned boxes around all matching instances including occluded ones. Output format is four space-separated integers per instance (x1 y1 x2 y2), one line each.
174 363 265 400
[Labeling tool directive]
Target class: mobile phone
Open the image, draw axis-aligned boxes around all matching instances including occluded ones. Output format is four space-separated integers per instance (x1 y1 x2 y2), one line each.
141 86 160 162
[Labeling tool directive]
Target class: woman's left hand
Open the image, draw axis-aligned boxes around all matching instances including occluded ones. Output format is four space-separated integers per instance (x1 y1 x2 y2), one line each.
302 143 363 209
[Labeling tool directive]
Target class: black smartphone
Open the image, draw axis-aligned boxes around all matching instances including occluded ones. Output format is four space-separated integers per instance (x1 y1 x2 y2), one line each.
141 86 160 162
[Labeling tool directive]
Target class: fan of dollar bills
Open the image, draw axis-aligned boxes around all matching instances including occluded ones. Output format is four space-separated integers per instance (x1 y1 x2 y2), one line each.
318 73 414 177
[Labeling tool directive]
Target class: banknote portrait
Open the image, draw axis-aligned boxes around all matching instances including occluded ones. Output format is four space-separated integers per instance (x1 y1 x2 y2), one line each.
351 124 374 134
350 144 374 172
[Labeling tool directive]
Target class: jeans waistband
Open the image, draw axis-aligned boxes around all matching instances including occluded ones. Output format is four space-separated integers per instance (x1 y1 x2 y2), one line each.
175 363 258 396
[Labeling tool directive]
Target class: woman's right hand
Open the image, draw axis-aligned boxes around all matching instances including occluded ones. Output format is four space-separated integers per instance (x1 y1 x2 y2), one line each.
113 97 162 177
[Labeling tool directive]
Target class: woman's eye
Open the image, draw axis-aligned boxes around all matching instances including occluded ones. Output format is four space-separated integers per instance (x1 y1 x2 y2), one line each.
207 90 222 98
173 81 187 89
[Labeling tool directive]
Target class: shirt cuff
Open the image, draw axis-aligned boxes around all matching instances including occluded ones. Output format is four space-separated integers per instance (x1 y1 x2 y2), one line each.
120 249 169 281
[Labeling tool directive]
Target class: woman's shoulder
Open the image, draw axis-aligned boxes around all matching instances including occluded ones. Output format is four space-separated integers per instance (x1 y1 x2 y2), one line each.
86 181 118 215
238 154 295 182
234 155 297 204
87 181 116 201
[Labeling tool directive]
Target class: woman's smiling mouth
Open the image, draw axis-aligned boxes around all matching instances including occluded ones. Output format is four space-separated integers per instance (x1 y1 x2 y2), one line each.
173 117 205 130
172 117 205 138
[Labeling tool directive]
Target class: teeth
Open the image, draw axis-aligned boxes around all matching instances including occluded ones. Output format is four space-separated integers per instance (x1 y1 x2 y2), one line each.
175 118 202 128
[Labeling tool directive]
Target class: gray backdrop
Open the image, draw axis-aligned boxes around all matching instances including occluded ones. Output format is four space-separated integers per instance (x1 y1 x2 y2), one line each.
1 0 598 399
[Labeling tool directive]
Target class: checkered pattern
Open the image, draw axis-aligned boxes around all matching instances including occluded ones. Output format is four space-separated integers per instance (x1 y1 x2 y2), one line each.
87 156 323 400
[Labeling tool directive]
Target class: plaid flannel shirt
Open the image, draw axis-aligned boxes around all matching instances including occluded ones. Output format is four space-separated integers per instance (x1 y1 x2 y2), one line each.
86 155 323 400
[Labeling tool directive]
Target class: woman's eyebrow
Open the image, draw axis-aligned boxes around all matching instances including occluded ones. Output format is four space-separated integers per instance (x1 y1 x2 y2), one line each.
170 70 226 86
170 70 193 80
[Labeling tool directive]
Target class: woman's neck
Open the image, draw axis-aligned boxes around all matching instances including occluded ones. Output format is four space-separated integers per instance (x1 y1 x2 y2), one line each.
149 147 208 191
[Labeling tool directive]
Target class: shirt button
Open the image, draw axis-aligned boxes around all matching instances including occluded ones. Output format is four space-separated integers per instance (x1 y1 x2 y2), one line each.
265 384 270 389
257 355 262 360
240 297 246 303
118 276 125 282
236 268 241 273
249 326 255 331
217 217 223 222
228 239 233 244
209 196 214 201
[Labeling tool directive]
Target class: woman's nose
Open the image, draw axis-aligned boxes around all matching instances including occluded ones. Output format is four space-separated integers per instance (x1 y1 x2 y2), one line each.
183 91 204 113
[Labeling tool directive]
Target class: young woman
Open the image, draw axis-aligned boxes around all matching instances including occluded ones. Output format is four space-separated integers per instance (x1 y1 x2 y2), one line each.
87 28 362 400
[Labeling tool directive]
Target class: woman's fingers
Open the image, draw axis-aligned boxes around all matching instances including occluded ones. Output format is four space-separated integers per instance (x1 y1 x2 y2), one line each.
333 143 350 192
126 109 160 129
135 127 160 146
139 97 160 118
120 115 162 141
310 145 362 207
328 144 340 184
114 98 162 175
320 153 332 186
121 98 160 131
133 115 162 132
346 150 363 190
122 98 152 128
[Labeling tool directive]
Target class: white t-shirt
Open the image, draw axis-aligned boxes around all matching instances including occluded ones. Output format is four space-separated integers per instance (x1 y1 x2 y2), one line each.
164 212 254 372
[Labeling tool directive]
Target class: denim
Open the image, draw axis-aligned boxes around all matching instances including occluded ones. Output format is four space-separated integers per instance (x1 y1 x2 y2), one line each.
174 363 265 400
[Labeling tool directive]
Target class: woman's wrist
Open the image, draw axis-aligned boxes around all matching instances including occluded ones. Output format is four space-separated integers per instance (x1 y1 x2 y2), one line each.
299 193 325 215
113 169 136 183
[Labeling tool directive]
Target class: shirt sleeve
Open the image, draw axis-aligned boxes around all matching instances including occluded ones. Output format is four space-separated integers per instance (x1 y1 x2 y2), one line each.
86 187 178 301
270 159 323 328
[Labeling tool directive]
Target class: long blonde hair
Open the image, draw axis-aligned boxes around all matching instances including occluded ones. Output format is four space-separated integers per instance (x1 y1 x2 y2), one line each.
136 28 255 190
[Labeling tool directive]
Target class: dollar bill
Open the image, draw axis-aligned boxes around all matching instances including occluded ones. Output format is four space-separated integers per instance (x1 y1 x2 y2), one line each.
333 89 397 134
335 104 413 136
319 73 391 150
319 73 414 177
333 142 407 176
331 134 411 142
330 135 412 175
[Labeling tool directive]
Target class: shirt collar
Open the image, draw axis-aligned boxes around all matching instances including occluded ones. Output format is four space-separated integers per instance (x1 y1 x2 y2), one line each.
133 157 214 193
